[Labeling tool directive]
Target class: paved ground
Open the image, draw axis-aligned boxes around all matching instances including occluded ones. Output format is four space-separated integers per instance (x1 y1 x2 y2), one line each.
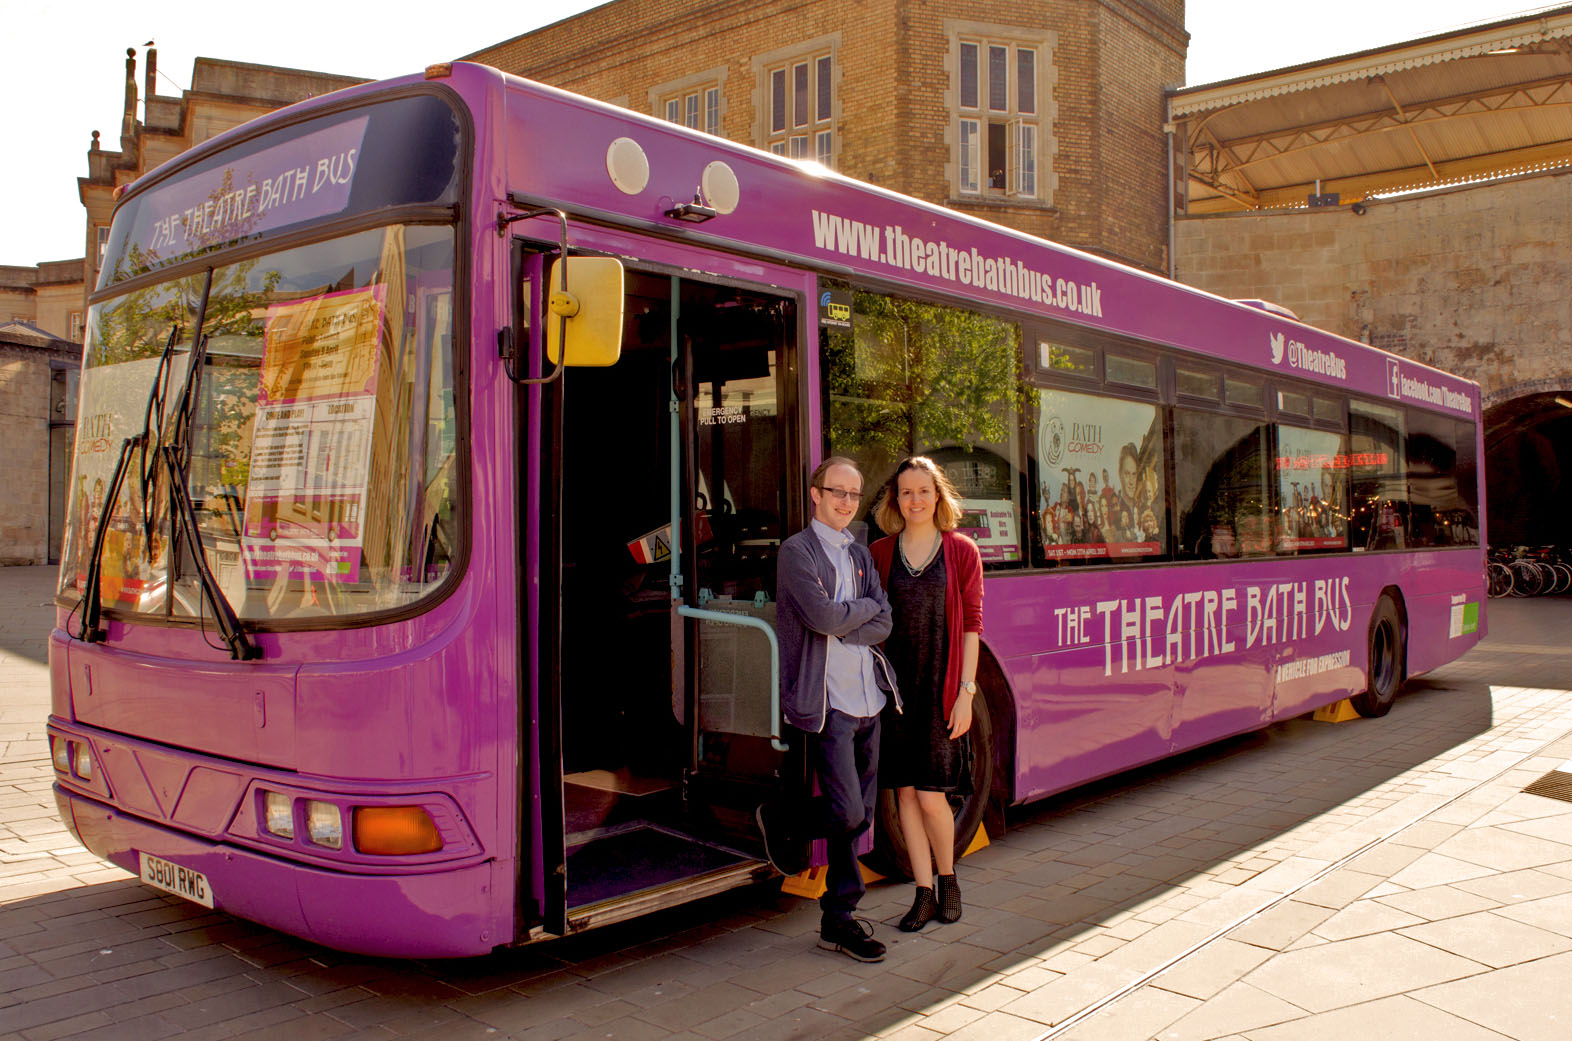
6 563 1572 1040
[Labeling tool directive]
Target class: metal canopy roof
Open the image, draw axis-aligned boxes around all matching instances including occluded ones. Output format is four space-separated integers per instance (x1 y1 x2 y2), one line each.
1169 6 1572 213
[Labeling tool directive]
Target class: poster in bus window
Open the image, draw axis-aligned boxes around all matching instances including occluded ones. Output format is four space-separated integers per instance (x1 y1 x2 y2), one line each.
1036 389 1164 560
241 285 384 583
1276 426 1351 551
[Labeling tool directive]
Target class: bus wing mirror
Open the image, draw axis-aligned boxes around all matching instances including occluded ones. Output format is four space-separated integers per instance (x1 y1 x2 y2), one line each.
545 257 624 367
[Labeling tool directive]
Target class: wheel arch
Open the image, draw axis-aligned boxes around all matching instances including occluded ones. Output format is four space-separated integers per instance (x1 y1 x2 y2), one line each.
976 637 1017 832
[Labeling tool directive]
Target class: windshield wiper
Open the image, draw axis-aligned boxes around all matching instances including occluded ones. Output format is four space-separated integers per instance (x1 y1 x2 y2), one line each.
162 332 261 661
75 323 260 660
77 325 179 644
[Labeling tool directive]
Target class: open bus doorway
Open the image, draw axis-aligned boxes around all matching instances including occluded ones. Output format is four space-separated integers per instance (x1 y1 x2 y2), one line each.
550 267 797 920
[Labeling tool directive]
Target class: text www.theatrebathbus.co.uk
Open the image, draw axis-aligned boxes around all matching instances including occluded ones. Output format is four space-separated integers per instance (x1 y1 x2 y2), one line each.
809 209 1105 318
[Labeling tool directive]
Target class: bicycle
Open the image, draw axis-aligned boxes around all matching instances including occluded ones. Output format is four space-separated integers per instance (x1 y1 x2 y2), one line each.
1487 548 1513 598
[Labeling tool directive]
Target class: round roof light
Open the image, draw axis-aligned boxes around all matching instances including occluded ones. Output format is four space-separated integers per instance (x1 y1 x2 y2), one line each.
606 138 650 195
701 161 740 215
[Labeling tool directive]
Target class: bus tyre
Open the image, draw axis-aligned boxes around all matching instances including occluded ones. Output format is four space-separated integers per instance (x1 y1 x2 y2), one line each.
872 689 995 881
1351 597 1404 718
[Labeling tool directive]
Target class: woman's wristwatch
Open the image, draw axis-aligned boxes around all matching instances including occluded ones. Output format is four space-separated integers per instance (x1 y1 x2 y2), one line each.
959 680 977 696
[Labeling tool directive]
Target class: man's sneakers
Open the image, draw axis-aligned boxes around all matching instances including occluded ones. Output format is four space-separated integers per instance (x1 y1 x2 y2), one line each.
755 801 808 876
817 917 886 962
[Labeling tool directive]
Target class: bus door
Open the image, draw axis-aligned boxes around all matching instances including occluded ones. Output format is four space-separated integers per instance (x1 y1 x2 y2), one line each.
673 278 798 842
540 263 796 932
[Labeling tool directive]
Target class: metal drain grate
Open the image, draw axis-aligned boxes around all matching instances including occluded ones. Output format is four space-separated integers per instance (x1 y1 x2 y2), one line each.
1523 771 1572 803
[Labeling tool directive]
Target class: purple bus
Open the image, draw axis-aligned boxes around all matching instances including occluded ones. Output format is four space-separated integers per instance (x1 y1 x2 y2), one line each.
48 62 1485 957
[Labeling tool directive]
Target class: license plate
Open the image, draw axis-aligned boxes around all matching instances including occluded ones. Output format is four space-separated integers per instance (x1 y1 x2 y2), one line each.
138 852 215 908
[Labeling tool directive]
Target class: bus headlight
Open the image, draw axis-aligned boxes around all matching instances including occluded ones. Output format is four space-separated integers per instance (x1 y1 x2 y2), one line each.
353 806 443 855
51 736 70 774
73 745 93 783
262 791 295 839
305 801 343 850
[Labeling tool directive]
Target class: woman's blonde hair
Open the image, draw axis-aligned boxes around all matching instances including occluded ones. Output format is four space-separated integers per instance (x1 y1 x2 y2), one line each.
876 455 964 533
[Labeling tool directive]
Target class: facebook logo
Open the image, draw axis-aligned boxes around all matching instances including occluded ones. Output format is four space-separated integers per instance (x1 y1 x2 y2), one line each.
1387 359 1402 399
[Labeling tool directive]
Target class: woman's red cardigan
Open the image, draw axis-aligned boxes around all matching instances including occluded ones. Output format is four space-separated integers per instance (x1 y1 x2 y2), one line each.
868 530 984 716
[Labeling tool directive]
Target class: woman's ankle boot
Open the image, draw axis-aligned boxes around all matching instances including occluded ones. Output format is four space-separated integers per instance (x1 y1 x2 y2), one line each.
937 873 962 923
899 886 937 932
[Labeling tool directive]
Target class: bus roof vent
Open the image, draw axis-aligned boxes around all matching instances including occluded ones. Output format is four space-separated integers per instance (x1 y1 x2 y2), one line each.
1235 299 1300 321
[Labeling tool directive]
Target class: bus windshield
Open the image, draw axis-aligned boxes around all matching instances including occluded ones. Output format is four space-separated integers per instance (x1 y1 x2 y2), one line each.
60 223 460 624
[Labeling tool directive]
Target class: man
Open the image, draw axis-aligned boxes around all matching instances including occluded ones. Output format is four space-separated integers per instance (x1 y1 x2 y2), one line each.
1117 443 1141 515
763 455 898 962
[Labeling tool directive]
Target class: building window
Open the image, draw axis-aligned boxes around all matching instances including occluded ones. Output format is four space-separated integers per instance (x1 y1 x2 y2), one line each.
69 312 83 341
755 37 838 167
652 69 726 137
661 86 720 135
96 226 110 269
948 24 1054 202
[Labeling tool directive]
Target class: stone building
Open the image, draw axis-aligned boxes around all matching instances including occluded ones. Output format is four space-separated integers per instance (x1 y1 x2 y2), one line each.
0 322 78 565
1168 7 1572 546
0 261 87 344
469 0 1186 274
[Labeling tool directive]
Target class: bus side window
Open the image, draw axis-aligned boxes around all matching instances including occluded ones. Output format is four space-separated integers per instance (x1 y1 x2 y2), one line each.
1404 412 1479 548
1174 409 1272 561
1349 400 1409 551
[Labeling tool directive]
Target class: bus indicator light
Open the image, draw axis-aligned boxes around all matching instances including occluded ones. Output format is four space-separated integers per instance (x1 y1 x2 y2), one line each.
353 806 443 855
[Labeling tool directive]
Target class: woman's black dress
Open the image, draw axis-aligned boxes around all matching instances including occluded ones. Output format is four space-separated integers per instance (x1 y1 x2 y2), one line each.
881 549 966 792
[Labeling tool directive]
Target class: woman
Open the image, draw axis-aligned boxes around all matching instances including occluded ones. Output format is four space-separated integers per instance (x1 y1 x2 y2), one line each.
869 456 983 931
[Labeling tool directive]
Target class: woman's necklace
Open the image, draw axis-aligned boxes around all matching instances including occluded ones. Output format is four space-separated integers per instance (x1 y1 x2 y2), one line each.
899 529 942 576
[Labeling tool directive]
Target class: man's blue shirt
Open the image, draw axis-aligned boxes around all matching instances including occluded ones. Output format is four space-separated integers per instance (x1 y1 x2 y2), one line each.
810 519 886 719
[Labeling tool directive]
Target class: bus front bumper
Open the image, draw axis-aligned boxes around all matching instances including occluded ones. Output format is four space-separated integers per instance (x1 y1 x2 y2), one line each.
55 785 504 958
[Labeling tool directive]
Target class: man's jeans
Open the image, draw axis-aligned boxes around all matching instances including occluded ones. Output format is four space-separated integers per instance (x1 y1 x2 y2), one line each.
813 709 881 926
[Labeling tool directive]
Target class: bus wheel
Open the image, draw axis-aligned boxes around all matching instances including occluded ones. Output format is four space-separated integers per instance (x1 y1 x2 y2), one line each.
871 689 996 881
1351 596 1405 718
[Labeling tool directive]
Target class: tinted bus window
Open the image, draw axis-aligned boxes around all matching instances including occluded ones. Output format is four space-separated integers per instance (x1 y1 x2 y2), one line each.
1275 425 1350 553
1276 389 1310 418
1225 375 1263 409
1106 354 1156 390
1349 400 1407 550
822 287 1026 564
1405 410 1480 547
1037 340 1094 377
1176 367 1218 401
1035 388 1165 564
1176 410 1272 559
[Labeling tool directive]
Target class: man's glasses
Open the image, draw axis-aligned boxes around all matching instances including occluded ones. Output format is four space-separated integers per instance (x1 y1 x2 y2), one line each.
817 486 863 503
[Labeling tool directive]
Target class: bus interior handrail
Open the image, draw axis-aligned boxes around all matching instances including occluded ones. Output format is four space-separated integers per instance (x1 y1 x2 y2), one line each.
674 603 788 752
